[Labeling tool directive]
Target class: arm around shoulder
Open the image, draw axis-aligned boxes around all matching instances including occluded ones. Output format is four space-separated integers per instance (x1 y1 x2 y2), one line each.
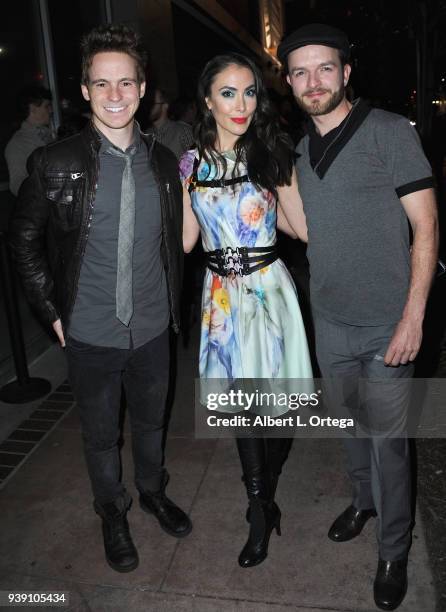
276 167 308 242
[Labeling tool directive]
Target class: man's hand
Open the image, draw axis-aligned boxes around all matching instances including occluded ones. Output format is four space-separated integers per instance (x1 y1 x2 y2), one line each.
383 317 422 366
52 319 66 348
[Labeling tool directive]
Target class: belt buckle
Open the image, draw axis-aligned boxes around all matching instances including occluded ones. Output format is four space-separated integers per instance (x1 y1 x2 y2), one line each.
188 176 197 192
223 246 244 277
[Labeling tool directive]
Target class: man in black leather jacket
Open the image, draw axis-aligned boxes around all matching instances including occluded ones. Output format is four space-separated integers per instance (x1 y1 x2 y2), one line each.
9 24 191 573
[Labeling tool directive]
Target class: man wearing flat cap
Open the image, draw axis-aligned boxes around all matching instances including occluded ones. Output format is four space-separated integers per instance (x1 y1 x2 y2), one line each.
278 23 438 611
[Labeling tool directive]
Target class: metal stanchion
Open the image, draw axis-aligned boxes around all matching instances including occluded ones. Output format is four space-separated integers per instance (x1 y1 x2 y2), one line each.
0 231 51 403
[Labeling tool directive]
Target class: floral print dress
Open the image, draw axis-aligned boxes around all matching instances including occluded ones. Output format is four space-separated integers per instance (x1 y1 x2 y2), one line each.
180 149 313 412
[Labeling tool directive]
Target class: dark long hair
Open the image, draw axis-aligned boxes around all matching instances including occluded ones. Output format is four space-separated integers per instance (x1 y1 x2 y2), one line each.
195 53 294 198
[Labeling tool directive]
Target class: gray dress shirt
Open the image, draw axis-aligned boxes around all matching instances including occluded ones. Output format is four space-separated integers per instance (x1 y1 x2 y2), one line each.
69 126 169 348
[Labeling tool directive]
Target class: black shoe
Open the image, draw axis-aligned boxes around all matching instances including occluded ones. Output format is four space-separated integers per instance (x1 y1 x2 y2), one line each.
239 499 282 568
373 557 408 610
328 504 377 542
94 499 139 573
139 475 192 538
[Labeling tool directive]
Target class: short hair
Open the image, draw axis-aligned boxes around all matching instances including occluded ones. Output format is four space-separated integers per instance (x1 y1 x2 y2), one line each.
17 85 52 119
80 24 147 85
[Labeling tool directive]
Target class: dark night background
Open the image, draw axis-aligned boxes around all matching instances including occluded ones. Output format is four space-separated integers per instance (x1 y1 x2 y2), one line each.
284 0 446 129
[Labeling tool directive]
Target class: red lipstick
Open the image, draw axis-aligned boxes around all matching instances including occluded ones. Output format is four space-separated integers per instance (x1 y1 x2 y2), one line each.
231 117 247 124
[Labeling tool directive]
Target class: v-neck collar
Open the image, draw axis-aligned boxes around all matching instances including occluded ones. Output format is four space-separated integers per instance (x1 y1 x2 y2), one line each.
306 98 372 179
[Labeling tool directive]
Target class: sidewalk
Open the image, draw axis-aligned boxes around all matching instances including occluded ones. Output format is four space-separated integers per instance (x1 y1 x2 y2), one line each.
0 331 436 611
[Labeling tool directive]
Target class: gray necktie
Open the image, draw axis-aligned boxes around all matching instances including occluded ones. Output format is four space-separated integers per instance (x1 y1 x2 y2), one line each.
107 146 136 326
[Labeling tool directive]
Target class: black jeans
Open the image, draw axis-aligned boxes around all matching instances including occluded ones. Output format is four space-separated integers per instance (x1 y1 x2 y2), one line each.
66 329 169 505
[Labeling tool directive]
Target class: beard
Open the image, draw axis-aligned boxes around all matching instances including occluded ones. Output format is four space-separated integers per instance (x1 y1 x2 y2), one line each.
295 83 345 116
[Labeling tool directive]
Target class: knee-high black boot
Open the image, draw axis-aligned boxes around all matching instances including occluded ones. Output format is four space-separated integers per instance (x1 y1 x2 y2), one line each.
236 437 281 568
246 437 293 522
266 437 293 498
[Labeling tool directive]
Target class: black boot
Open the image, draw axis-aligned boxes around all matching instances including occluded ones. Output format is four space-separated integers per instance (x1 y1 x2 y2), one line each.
246 438 292 522
236 437 281 568
238 474 282 568
139 472 192 538
94 496 139 573
266 437 293 497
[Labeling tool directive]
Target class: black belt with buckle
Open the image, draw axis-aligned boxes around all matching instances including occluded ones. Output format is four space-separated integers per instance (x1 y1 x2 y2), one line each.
188 174 249 193
206 245 278 277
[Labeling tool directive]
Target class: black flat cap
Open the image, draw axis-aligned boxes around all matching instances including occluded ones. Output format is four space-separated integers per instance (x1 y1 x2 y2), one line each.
277 23 350 65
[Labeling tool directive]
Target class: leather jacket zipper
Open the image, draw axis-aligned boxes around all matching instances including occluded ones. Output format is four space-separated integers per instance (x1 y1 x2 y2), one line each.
151 154 179 332
63 146 99 332
46 171 85 180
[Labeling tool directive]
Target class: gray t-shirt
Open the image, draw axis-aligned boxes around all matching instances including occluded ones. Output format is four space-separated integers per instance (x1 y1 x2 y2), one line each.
296 101 433 326
69 128 169 348
5 121 54 196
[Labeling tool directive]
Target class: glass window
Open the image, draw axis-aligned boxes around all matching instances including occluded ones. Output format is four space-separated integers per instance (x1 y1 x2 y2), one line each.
0 1 43 184
47 0 103 128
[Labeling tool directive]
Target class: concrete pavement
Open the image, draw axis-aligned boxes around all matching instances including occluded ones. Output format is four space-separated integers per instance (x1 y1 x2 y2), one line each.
0 329 436 611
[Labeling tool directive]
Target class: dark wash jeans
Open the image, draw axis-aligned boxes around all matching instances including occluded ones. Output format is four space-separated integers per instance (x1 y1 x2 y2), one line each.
66 328 169 506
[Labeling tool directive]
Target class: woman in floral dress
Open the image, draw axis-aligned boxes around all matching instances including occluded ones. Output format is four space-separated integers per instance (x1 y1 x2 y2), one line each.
180 53 313 568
